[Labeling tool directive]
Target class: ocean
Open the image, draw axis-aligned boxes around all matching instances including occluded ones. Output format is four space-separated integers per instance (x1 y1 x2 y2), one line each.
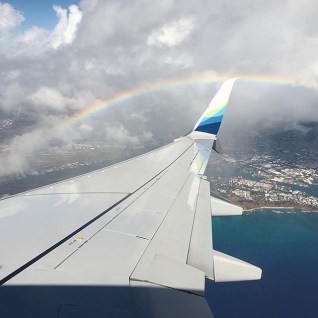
206 209 318 318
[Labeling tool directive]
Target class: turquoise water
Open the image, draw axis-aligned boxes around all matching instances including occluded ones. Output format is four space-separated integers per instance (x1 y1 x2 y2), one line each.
206 210 318 318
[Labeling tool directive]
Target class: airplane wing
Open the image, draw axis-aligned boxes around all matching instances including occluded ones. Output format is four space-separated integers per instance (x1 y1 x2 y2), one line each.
0 78 261 318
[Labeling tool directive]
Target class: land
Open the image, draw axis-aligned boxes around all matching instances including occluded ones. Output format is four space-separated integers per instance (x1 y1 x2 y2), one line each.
207 152 318 212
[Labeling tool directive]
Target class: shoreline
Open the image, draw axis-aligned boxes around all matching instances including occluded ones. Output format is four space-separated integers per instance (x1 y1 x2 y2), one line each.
244 206 296 212
243 206 318 213
211 191 318 213
210 192 318 213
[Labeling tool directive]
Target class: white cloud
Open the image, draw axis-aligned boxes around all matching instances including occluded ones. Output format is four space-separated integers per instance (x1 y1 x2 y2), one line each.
79 123 93 132
79 0 99 12
162 52 193 68
105 124 140 145
27 86 96 113
147 17 196 47
0 2 24 30
0 3 82 56
16 26 49 55
50 4 82 49
19 26 48 42
29 86 66 110
1 82 26 112
0 128 48 177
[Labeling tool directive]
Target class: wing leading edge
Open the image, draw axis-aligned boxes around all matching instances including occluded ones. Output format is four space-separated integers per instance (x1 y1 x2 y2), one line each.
0 78 261 318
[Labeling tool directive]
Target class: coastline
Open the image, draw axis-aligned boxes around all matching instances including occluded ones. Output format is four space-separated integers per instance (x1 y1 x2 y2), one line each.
243 206 296 212
210 192 318 213
243 205 318 213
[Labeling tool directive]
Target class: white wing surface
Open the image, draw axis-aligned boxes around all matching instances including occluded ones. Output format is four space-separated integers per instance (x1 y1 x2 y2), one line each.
0 79 261 318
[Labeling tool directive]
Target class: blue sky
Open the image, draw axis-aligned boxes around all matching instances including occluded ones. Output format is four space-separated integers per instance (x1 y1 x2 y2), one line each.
5 0 79 30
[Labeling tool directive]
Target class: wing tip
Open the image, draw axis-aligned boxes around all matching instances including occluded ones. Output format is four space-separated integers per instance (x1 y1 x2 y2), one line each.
193 77 239 136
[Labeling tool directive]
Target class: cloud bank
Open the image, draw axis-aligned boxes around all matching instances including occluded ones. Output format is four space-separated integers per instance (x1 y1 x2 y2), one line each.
0 2 24 30
1 0 318 177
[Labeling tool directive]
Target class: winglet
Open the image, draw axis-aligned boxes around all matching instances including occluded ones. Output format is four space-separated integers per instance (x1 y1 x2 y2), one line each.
193 78 239 136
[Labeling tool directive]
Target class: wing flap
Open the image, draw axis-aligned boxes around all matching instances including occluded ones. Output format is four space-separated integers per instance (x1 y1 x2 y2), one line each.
211 250 262 282
130 173 200 269
131 255 205 295
187 179 214 279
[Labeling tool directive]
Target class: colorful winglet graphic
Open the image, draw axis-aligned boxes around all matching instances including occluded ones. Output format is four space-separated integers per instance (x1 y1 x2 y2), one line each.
193 78 239 135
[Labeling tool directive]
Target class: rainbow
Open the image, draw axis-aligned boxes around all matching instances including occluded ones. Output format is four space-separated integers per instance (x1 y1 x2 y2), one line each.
47 72 317 139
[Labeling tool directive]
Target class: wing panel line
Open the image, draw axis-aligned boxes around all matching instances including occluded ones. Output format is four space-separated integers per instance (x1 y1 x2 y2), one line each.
128 172 194 281
53 170 170 269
